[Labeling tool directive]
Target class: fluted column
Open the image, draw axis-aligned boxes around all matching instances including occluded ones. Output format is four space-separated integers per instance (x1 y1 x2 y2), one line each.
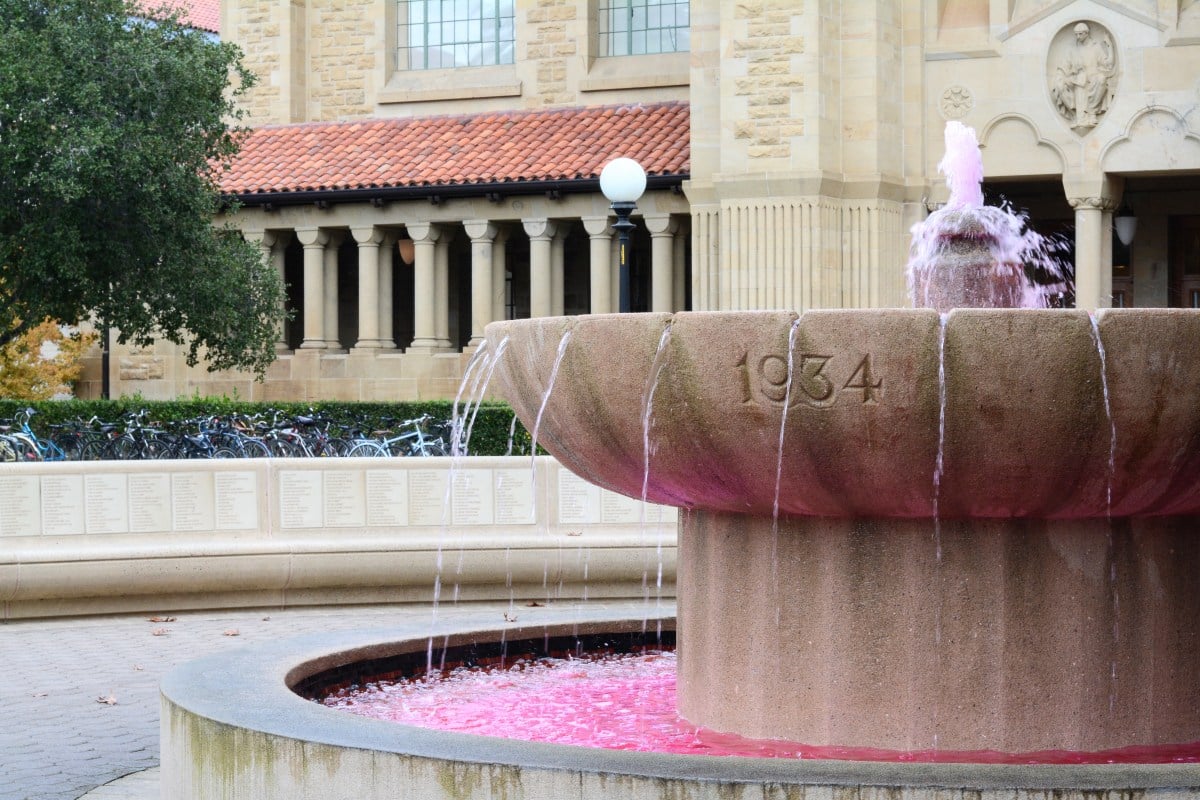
295 228 329 349
352 226 383 350
434 228 453 349
523 219 557 318
464 220 497 348
323 231 345 351
645 213 679 312
492 227 509 322
246 230 289 351
582 216 613 314
673 221 688 312
407 222 440 351
378 233 397 349
1069 196 1114 311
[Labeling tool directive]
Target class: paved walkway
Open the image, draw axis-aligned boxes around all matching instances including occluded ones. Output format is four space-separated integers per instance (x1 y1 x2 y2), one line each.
0 601 589 800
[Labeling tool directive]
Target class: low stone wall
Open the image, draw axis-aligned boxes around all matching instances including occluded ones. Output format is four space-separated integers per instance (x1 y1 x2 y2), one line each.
0 457 677 619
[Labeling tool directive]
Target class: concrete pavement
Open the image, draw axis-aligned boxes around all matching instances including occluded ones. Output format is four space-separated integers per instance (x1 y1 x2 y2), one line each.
0 601 568 800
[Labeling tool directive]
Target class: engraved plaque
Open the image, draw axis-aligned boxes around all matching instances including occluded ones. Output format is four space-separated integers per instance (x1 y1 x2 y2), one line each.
41 474 84 536
279 471 323 529
408 469 450 527
323 470 366 528
215 472 258 531
129 473 171 533
172 473 215 532
0 475 41 537
451 468 493 526
600 489 644 525
366 470 408 527
85 474 129 534
557 470 601 525
495 468 536 525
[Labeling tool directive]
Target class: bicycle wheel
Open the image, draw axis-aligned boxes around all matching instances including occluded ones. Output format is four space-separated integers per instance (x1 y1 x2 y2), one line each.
346 441 387 457
0 438 16 462
213 447 239 459
79 440 108 461
239 439 271 459
266 437 303 458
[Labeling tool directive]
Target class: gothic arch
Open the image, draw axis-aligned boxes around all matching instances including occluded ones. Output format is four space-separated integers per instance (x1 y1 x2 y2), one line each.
978 114 1067 178
1101 105 1200 173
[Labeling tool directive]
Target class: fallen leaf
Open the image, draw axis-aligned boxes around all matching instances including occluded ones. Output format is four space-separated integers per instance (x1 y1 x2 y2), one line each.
31 691 47 698
147 616 176 623
133 665 144 671
565 531 583 537
525 601 544 607
503 613 518 623
222 629 240 637
97 693 118 706
151 628 170 636
261 616 271 621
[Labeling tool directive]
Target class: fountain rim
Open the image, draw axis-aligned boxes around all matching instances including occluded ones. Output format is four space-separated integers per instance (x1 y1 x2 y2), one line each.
161 605 1200 792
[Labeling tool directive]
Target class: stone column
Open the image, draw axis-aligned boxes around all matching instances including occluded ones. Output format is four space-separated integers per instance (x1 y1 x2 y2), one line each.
492 227 509 322
322 231 345 351
673 222 688 312
464 220 497 348
524 219 557 318
295 228 329 349
378 233 397 349
1070 196 1114 311
551 226 566 317
351 226 383 350
645 213 679 312
407 222 440 352
434 228 453 349
247 230 289 351
582 216 613 314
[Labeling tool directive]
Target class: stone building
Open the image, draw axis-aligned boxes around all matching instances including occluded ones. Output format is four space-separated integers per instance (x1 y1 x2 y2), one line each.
84 0 1200 401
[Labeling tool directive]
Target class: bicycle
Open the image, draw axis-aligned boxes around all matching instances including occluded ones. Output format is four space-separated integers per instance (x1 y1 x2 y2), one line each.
346 414 447 457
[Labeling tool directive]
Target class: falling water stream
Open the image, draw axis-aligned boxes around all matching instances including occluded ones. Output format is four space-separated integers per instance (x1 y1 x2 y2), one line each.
1088 315 1120 713
639 323 673 634
770 318 803 626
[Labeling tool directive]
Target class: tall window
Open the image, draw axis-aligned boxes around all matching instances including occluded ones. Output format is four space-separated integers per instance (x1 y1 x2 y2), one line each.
398 0 515 70
598 0 689 57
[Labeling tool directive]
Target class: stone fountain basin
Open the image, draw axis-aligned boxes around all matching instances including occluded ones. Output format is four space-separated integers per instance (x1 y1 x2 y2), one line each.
487 308 1200 520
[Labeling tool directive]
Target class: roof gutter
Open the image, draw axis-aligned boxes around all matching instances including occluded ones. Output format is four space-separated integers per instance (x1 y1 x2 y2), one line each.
225 174 687 209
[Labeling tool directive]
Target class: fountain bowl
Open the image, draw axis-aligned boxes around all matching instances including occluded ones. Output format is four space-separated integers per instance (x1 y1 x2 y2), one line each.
485 308 1200 754
160 604 1200 799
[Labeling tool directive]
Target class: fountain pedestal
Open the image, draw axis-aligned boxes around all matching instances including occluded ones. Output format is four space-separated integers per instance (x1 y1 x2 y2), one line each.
489 307 1200 756
679 511 1200 754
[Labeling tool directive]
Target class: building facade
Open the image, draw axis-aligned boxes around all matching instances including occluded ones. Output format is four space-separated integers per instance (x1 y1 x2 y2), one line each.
81 0 1200 401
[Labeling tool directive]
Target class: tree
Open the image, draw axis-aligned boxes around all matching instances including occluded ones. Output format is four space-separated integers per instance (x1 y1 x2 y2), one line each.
0 0 285 376
0 318 97 399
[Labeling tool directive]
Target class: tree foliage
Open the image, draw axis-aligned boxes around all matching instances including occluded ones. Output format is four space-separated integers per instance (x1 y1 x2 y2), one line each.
0 318 97 399
0 0 285 375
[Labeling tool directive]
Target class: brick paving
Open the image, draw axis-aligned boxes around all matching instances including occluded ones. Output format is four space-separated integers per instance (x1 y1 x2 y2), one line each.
0 602 544 800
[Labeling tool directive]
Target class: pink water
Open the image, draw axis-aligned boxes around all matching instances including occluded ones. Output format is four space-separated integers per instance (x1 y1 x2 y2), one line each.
319 650 1200 765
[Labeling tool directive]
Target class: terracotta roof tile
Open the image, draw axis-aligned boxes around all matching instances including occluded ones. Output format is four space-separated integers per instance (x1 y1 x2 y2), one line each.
141 0 220 34
222 102 690 196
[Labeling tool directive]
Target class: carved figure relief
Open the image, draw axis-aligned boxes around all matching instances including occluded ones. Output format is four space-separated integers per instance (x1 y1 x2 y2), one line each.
1048 21 1117 135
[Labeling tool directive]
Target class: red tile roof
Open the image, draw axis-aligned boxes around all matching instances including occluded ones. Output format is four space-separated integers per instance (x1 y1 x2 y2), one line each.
140 0 220 34
220 102 690 196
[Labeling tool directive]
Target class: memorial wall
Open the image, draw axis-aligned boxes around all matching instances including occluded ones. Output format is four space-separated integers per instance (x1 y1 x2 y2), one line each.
0 457 677 619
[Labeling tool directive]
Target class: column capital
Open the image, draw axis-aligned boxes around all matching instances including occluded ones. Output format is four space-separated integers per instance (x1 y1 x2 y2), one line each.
522 218 558 240
295 227 329 248
351 225 385 245
581 216 613 237
1067 196 1117 212
406 222 441 243
643 213 679 236
243 229 278 247
463 219 498 242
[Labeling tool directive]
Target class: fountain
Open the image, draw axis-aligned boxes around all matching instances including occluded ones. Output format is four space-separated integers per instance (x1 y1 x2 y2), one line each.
160 123 1200 797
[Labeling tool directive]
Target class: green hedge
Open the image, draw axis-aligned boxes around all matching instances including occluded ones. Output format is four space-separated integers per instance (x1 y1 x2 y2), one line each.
0 399 538 456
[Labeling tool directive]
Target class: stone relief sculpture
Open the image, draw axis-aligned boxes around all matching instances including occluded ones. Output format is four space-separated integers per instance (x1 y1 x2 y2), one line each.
1049 21 1117 134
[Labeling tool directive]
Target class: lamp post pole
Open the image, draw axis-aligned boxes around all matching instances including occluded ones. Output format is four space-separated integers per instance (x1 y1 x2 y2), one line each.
599 158 647 313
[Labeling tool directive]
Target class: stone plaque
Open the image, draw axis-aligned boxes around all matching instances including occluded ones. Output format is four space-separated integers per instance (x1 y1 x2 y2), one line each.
171 473 215 532
215 472 258 531
41 474 84 536
129 473 171 533
557 470 600 525
495 468 536 525
0 475 41 537
85 474 129 534
279 471 323 529
451 468 493 526
408 469 449 527
600 489 644 525
366 470 408 527
323 470 366 528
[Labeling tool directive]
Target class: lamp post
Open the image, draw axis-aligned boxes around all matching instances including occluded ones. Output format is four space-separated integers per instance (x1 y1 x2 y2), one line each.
599 157 646 313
